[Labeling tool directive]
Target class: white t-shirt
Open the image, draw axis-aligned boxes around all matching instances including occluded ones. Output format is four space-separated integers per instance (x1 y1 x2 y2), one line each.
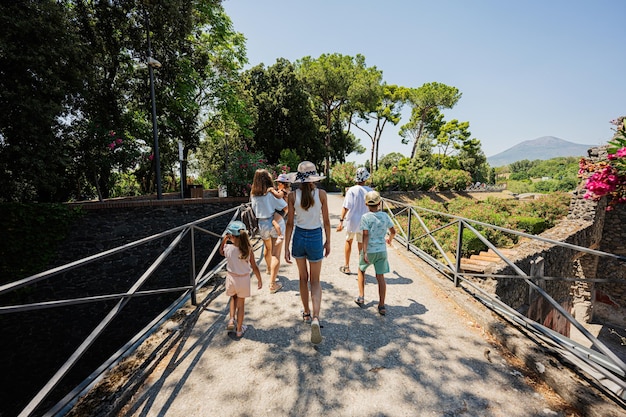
251 192 287 219
343 184 373 233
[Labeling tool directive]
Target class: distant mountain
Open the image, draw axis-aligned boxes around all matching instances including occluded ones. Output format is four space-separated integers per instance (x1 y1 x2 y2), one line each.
487 136 595 167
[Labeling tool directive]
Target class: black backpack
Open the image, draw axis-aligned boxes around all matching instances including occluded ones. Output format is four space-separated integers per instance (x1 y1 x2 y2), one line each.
240 204 258 237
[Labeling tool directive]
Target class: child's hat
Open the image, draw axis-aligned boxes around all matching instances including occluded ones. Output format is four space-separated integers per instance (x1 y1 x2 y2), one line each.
276 173 291 183
364 190 381 206
226 220 247 236
355 167 370 183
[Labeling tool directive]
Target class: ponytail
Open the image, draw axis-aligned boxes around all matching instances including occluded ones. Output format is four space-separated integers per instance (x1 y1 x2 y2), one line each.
300 182 315 210
236 231 252 260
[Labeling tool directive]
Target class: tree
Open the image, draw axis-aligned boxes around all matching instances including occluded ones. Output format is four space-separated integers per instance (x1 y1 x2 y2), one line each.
434 119 471 158
242 59 322 165
69 0 147 200
457 140 488 183
149 1 248 197
350 84 405 172
509 159 538 180
297 53 382 177
0 1 87 202
432 119 487 182
400 82 461 159
378 152 406 169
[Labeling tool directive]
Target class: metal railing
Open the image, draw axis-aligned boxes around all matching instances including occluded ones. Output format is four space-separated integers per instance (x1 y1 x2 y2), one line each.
3 197 626 415
381 197 626 402
0 204 257 417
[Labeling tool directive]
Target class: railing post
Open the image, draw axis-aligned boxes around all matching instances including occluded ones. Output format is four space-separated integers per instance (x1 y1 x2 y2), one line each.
190 226 197 306
454 220 464 287
407 209 412 251
529 256 544 304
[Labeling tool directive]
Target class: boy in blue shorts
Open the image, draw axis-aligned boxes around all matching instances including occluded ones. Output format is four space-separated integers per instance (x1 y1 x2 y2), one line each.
355 190 396 315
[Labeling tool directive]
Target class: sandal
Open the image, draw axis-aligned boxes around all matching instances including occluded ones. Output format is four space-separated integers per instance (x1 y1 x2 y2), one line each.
378 305 387 316
269 282 283 294
226 318 236 331
236 324 248 338
302 312 312 323
339 265 351 274
355 296 365 307
310 317 322 344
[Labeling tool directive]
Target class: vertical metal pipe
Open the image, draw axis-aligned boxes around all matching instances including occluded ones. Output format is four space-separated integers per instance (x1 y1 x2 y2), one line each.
146 14 162 199
455 220 464 287
407 209 412 251
190 226 197 306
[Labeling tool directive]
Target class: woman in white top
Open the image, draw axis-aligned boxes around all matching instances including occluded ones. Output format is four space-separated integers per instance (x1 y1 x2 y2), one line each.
284 161 331 344
250 169 288 294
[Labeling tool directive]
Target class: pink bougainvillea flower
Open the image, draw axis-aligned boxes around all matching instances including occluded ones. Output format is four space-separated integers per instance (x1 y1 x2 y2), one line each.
616 147 626 158
116 138 123 145
108 143 115 150
109 131 116 136
149 154 154 161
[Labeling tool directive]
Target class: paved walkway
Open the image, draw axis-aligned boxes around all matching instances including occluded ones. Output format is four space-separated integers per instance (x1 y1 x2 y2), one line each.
116 193 570 417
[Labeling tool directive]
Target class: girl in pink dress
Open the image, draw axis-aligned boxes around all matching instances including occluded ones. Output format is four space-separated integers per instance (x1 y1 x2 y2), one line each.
219 221 263 337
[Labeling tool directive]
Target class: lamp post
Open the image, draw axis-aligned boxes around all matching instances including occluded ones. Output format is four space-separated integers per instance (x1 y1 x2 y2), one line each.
146 14 162 199
178 140 184 199
224 132 229 171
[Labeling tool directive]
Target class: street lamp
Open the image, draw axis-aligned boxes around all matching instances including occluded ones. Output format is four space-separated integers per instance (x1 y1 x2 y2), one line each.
146 14 162 199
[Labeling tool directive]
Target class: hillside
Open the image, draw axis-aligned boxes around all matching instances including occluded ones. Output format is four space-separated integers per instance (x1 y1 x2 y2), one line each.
487 136 595 167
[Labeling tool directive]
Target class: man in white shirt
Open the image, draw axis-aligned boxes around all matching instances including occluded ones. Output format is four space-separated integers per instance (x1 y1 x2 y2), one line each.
336 167 372 274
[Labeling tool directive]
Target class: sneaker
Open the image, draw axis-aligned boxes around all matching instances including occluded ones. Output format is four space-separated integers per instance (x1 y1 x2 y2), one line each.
311 318 322 344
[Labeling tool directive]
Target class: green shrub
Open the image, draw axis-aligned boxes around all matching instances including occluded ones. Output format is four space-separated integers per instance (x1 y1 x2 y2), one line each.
330 162 357 195
414 167 437 191
513 192 571 228
460 228 487 257
513 216 547 234
403 190 570 260
110 172 142 198
504 180 533 194
435 169 472 191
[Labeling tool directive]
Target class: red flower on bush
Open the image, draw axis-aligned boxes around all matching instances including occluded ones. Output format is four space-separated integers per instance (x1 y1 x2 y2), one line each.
578 117 626 210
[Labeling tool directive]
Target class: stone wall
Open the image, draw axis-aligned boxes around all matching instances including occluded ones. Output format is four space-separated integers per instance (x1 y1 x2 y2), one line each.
595 199 626 325
1 196 247 417
475 147 626 330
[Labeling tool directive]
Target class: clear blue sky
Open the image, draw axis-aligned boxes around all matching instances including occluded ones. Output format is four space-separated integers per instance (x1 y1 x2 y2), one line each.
222 0 626 164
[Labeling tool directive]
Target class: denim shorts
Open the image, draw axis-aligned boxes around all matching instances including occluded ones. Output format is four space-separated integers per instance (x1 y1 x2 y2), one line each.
291 226 324 262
